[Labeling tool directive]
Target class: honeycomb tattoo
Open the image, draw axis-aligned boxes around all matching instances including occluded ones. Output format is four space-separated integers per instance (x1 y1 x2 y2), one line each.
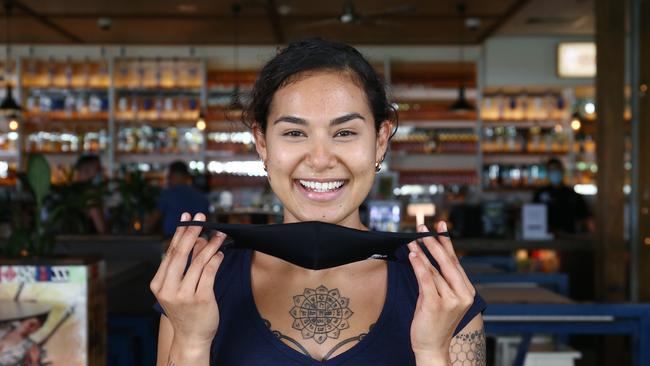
449 329 486 365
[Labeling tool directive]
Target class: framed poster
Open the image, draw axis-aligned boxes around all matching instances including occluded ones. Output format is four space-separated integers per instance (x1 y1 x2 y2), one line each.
0 260 105 366
557 42 596 78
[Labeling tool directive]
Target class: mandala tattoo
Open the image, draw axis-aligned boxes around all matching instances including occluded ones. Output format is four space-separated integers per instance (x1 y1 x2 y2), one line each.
449 329 487 366
289 285 353 344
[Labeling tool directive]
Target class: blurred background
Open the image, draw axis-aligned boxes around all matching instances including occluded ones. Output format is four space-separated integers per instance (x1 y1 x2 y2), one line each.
0 0 648 365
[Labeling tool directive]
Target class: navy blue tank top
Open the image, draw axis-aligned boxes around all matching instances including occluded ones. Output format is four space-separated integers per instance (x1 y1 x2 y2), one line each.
155 248 487 365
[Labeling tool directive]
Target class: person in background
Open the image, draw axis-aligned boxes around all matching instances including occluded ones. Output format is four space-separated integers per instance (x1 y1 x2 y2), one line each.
146 161 210 238
533 157 595 233
72 154 108 234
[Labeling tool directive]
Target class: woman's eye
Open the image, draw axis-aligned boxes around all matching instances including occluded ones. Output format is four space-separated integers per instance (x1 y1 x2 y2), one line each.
335 130 356 138
284 130 306 137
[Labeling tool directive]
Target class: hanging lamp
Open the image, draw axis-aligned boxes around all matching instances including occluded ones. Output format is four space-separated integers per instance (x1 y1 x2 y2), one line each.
0 0 21 115
229 2 243 111
450 2 474 113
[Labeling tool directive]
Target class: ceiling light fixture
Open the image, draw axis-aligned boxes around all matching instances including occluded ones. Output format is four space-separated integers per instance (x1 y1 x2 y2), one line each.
229 2 243 111
0 0 21 116
450 2 474 113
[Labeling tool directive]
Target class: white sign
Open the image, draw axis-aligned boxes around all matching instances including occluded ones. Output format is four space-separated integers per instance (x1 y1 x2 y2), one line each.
557 42 596 78
522 204 553 240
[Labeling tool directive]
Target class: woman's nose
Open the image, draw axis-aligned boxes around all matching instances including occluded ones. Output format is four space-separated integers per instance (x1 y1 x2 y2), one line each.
306 138 337 171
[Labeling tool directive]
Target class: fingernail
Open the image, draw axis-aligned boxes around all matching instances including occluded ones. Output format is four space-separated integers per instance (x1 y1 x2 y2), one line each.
407 242 416 251
440 221 447 231
418 225 429 232
181 213 189 221
194 213 204 221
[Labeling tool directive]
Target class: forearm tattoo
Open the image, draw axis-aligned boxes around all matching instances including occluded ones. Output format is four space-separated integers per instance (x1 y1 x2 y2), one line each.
262 284 373 361
449 329 486 365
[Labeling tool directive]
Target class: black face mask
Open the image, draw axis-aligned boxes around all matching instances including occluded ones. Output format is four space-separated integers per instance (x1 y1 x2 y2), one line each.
177 220 449 270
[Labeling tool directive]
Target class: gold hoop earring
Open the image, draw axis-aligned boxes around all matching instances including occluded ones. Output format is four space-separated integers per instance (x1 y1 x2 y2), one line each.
375 154 386 173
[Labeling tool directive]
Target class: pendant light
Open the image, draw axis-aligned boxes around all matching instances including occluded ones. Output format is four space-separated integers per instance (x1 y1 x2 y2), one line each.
0 0 21 115
450 2 474 113
229 2 243 111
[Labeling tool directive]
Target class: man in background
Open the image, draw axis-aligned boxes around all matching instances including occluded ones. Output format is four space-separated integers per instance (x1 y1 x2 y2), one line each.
71 154 107 234
145 161 210 238
534 157 595 234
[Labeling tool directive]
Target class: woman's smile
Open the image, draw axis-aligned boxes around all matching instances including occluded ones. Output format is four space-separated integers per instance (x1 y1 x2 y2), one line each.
294 178 349 202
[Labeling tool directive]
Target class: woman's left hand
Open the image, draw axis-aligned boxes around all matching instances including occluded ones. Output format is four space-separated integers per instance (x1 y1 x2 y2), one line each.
407 221 476 365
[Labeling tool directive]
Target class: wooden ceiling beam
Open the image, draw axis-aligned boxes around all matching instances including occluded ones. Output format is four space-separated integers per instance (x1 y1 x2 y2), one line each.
477 0 531 43
13 0 84 43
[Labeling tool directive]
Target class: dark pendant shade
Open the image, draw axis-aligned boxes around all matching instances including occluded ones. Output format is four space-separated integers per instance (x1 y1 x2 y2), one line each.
0 84 21 113
450 85 473 112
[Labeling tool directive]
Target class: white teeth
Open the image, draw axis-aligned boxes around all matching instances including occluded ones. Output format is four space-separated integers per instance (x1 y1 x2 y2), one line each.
299 180 345 192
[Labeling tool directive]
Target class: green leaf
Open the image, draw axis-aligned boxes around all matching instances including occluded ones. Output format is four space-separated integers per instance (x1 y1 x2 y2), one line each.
27 154 51 208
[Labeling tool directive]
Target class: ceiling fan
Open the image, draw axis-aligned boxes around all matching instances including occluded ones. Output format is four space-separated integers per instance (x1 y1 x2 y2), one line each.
295 1 415 29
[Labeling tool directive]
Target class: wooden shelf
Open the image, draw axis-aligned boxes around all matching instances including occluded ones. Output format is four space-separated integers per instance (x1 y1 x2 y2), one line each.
116 152 201 164
482 120 564 128
483 151 569 155
391 154 477 171
398 109 477 122
115 118 199 124
483 154 569 165
483 186 540 192
204 152 258 160
24 112 109 121
400 119 476 129
23 86 109 92
22 150 104 155
115 86 201 93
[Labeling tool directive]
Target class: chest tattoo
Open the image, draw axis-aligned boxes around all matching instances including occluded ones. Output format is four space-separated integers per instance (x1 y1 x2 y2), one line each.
289 285 354 344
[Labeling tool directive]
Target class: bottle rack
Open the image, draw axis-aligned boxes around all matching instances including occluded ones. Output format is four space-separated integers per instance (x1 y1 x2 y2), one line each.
0 61 19 184
479 90 574 191
387 61 479 190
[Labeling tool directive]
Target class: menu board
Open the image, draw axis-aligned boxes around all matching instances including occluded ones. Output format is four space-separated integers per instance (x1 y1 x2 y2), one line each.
0 262 105 366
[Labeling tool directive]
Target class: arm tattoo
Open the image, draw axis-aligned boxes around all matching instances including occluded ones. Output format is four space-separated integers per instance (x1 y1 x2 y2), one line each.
449 328 486 366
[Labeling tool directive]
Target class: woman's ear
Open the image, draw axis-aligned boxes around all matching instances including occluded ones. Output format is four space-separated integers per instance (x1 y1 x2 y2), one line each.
375 120 392 163
253 124 267 162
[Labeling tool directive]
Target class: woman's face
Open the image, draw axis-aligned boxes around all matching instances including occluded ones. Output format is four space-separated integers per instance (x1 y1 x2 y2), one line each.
254 71 391 229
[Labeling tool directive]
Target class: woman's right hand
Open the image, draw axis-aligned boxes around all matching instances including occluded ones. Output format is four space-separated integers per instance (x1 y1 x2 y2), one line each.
150 212 226 349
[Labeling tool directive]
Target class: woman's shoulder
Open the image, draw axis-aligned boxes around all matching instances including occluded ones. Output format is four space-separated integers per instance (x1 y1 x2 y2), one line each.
215 247 248 280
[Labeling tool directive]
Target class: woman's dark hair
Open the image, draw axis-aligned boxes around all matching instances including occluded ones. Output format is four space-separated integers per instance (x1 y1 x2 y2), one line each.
242 38 397 137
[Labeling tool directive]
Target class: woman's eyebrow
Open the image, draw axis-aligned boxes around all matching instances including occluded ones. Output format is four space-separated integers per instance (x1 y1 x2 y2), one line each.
331 113 365 125
273 113 365 126
273 116 307 125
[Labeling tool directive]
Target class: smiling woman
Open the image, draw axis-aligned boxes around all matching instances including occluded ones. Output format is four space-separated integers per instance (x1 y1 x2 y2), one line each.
253 71 392 225
150 38 486 366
